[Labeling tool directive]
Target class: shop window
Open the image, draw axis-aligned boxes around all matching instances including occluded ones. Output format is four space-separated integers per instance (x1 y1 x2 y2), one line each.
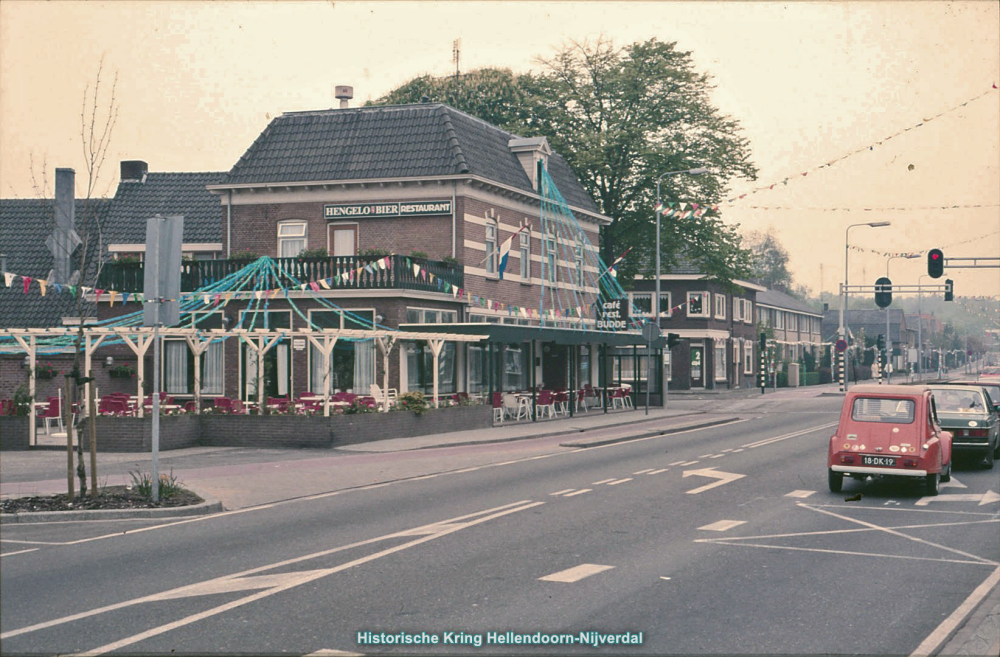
308 308 375 393
278 221 307 258
406 341 456 395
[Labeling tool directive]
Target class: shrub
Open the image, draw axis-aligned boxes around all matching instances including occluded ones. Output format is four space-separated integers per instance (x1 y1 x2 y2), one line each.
410 251 429 260
818 367 833 384
441 255 460 267
298 247 329 258
128 469 185 500
231 249 260 261
12 384 33 416
397 391 430 416
359 248 390 257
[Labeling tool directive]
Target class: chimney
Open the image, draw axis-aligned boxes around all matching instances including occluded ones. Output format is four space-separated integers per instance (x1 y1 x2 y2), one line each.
334 85 354 109
47 168 81 285
120 160 148 182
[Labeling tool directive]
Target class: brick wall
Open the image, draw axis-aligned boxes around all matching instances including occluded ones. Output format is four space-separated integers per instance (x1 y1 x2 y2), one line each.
0 417 30 450
78 415 201 452
201 415 332 448
331 404 491 446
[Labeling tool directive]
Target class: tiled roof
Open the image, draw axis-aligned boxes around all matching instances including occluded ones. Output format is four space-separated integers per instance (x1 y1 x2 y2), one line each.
0 199 107 328
105 172 225 244
756 288 823 316
220 103 601 215
822 309 911 343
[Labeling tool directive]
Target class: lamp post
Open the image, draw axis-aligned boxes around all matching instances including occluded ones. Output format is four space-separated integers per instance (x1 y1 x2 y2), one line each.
883 253 918 383
654 167 709 402
917 273 928 380
839 221 891 391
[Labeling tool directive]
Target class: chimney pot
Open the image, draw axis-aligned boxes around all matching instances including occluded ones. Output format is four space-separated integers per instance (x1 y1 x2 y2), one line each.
120 160 148 182
334 85 353 109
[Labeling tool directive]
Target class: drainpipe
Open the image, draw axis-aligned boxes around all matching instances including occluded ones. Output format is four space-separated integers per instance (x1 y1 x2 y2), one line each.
226 189 232 257
451 182 457 258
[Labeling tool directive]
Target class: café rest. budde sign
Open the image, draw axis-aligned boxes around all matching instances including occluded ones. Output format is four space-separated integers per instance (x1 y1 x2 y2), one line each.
324 200 452 219
596 298 629 331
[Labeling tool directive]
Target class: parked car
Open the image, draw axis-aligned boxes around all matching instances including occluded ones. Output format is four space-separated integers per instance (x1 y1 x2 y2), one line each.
926 384 1000 468
828 385 952 495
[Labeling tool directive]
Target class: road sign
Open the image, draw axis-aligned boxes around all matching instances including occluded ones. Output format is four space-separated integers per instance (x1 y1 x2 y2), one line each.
836 339 848 353
641 321 661 342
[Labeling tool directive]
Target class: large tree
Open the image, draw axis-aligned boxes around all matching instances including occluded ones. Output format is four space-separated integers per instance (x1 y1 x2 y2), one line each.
742 228 794 290
371 38 759 286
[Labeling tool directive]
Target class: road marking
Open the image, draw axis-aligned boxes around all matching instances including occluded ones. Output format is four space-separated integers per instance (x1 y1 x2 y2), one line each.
539 563 614 583
910 566 1000 657
721 448 733 453
683 468 746 494
0 548 39 558
606 478 633 486
941 476 967 490
1 500 544 646
915 490 1000 507
592 478 616 485
698 520 746 532
677 460 700 466
732 448 745 453
307 650 364 656
646 469 669 475
695 540 996 566
452 467 482 473
0 539 66 545
698 454 713 458
785 490 817 499
564 489 592 497
709 454 726 459
668 460 686 466
742 421 838 449
550 489 576 496
659 576 672 580
632 468 655 475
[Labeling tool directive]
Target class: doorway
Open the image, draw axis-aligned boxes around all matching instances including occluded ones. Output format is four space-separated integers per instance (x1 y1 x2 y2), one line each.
690 345 705 388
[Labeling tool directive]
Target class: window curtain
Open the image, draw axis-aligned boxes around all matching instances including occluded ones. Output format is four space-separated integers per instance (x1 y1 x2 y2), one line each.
354 339 374 392
438 343 456 393
165 341 189 394
245 348 258 399
203 341 224 395
468 345 485 393
276 344 289 396
310 345 329 393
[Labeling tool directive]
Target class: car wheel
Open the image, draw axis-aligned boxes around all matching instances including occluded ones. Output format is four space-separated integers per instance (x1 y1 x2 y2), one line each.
925 472 940 496
983 446 995 470
828 469 843 493
941 460 951 483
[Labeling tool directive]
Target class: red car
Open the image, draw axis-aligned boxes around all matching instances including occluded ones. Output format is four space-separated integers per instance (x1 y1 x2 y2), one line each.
828 385 952 495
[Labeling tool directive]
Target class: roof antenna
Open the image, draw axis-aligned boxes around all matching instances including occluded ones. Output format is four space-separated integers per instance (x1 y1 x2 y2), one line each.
453 38 461 77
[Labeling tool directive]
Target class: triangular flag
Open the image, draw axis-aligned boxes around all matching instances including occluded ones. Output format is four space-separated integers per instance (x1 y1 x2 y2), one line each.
214 293 221 306
136 292 143 304
108 290 117 306
122 292 130 305
320 278 330 289
23 276 32 293
223 292 232 306
377 258 387 270
54 283 63 294
94 288 104 302
255 290 264 300
4 272 13 287
412 263 420 276
38 279 48 296
203 295 212 305
309 282 319 292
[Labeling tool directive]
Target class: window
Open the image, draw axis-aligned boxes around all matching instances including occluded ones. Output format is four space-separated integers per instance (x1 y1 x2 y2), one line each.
744 299 754 324
851 397 915 424
278 221 307 257
308 309 376 393
788 314 797 331
502 344 530 391
574 244 584 286
744 339 754 374
714 293 727 320
543 233 557 283
714 341 727 381
467 344 487 394
406 341 456 395
163 312 225 396
687 291 710 318
733 297 742 322
485 220 498 275
775 311 784 329
406 307 458 324
734 340 741 367
630 293 652 317
519 229 531 281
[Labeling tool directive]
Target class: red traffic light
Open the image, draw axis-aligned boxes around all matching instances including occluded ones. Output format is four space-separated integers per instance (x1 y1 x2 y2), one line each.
927 248 944 278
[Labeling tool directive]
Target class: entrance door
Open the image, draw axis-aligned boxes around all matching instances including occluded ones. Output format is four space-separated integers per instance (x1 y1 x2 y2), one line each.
328 223 358 257
541 343 568 389
690 345 705 388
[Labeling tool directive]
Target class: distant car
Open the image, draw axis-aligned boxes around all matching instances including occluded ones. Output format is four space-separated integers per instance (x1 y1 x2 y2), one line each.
927 384 1000 468
828 385 952 495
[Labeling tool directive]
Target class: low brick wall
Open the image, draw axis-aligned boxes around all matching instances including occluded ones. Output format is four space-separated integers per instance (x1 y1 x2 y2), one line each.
331 405 493 447
78 415 201 452
201 415 333 449
0 417 30 450
38 404 491 452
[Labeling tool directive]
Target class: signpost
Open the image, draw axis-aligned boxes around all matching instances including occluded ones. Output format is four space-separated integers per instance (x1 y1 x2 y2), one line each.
641 321 661 416
144 215 183 502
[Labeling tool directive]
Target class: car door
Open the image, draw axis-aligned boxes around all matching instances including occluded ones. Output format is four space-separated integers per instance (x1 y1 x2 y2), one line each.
928 393 951 466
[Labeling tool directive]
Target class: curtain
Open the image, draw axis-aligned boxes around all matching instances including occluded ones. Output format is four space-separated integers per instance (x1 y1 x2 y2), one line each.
468 345 485 393
354 339 374 392
245 347 258 399
276 344 289 396
310 345 328 393
165 341 189 394
203 341 224 395
438 343 456 393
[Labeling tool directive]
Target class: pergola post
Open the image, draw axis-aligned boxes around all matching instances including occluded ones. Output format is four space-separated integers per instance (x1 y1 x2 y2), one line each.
184 333 213 415
374 335 396 412
427 338 445 408
83 334 107 414
304 331 338 416
115 329 154 417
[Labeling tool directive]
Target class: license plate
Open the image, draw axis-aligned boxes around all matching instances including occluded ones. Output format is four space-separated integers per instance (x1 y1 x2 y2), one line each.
861 455 897 467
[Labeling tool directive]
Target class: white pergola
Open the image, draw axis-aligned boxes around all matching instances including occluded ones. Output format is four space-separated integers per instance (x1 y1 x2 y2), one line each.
1 326 486 446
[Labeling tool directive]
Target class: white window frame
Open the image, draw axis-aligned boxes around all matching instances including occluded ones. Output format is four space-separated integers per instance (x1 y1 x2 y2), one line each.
687 291 710 318
788 313 797 332
629 292 653 318
744 299 753 324
714 293 727 320
775 310 784 329
714 341 727 381
574 243 584 286
744 339 754 374
406 307 459 324
485 220 498 276
734 340 741 366
543 231 557 284
277 220 307 258
733 297 742 322
519 228 531 282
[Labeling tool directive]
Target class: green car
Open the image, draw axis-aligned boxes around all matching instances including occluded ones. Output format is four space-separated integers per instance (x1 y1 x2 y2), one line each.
927 385 1000 468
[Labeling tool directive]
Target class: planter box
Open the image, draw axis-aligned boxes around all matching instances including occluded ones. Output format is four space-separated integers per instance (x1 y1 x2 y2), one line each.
332 404 492 447
79 415 201 452
0 416 30 450
35 371 57 379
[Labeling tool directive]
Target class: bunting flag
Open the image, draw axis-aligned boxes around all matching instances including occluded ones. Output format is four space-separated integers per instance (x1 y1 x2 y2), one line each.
23 276 32 293
108 290 118 307
95 288 104 303
2 272 11 287
223 292 232 306
122 292 130 305
38 279 47 297
848 245 922 258
747 203 1000 212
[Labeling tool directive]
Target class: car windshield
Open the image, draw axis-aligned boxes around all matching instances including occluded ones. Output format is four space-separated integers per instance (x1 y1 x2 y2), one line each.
850 397 915 424
980 385 1000 406
933 389 986 414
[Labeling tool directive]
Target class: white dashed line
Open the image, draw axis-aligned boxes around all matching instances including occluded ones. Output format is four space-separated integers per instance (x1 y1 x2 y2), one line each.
785 490 817 499
698 520 747 532
732 448 745 453
698 454 713 459
539 563 614 583
668 460 686 466
709 454 726 459
564 489 592 497
592 478 616 485
646 469 669 475
550 489 576 496
606 478 633 486
633 468 656 475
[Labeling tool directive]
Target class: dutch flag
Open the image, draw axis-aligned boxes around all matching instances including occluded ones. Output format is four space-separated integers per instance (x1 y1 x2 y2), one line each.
497 226 527 280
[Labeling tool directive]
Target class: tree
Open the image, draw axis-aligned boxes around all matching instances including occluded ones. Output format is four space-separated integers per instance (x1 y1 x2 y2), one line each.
371 37 759 287
742 228 794 290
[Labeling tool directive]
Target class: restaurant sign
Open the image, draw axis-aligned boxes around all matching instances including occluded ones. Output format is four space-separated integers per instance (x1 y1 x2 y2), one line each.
596 298 630 331
324 200 452 219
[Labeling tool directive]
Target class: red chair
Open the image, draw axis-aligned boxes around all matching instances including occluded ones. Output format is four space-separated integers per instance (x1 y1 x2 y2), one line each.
267 397 289 412
0 399 13 416
102 399 129 416
536 390 557 419
575 389 589 413
37 397 63 434
230 399 246 415
553 391 569 416
214 397 232 412
492 391 503 423
183 400 198 412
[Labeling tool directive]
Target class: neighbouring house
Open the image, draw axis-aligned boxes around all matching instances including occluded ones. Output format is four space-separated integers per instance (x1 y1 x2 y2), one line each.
755 287 824 367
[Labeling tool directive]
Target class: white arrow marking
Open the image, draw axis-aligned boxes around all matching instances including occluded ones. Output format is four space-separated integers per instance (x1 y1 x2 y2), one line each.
683 468 746 494
915 490 1000 507
941 476 967 490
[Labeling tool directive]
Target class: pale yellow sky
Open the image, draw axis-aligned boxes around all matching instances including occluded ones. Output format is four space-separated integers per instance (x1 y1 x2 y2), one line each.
2 1 998 299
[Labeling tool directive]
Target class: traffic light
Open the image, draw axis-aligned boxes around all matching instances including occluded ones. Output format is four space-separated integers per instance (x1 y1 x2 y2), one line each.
666 333 681 349
874 276 892 308
759 332 767 352
877 334 885 350
927 249 944 278
945 279 954 302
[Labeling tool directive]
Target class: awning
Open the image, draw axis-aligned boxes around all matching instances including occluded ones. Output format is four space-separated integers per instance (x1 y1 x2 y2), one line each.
399 322 665 348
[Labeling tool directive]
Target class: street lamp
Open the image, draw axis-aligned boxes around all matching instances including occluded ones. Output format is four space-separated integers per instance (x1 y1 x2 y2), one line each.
839 221 891 391
917 273 929 380
883 253 919 383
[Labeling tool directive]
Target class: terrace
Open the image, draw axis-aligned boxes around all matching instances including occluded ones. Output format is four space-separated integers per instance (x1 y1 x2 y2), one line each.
96 254 463 294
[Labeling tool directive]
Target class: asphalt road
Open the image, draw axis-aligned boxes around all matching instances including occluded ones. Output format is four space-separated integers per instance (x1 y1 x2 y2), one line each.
2 395 998 655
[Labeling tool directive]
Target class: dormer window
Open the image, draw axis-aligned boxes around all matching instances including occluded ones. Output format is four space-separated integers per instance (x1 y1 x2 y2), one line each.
508 137 552 191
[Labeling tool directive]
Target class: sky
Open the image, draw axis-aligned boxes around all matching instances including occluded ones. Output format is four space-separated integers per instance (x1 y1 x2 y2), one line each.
2 0 998 302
